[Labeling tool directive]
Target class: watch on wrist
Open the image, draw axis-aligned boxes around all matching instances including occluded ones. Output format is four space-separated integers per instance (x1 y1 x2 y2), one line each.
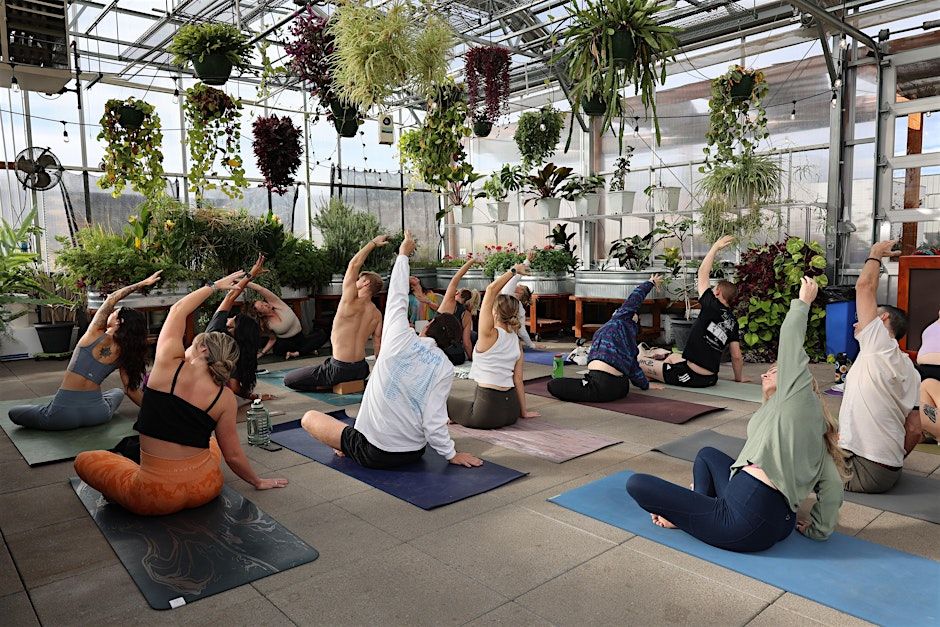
510 267 517 274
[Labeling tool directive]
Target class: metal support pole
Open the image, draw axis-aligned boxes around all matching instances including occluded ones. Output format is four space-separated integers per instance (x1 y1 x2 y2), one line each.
71 42 92 225
825 37 846 284
302 90 312 239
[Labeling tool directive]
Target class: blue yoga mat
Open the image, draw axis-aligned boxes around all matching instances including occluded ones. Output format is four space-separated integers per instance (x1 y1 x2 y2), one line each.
549 471 940 627
523 350 569 366
258 370 364 406
271 410 527 509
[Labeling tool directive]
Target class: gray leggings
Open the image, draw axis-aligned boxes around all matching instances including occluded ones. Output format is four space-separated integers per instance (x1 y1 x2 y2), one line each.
447 385 520 430
8 388 124 431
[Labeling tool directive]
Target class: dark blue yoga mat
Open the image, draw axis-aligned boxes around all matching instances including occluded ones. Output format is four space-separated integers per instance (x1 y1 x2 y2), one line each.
271 410 527 510
549 471 940 627
258 370 364 406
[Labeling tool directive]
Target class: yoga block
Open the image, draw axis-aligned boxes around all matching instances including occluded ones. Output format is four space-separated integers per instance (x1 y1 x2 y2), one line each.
332 380 365 395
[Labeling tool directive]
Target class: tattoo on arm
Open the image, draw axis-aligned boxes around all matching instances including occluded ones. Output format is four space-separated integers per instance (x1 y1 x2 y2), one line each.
926 405 937 424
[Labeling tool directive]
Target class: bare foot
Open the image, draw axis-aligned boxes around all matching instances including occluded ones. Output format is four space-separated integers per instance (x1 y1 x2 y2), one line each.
651 514 677 529
285 351 300 360
332 448 345 457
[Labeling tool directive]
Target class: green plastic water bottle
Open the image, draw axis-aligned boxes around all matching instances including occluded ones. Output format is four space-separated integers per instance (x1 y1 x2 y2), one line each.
552 353 564 379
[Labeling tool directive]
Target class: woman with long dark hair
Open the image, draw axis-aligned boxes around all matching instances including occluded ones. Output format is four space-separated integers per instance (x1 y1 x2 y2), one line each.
8 273 159 429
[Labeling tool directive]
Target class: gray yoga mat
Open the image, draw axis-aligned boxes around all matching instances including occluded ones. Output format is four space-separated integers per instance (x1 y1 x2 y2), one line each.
654 430 940 525
666 379 765 403
71 478 318 610
0 397 137 466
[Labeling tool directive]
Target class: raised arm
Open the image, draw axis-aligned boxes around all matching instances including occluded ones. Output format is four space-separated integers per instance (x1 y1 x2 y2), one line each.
342 236 388 305
207 255 265 333
612 275 659 321
245 281 287 310
856 240 899 331
775 277 816 397
698 235 734 296
480 264 527 341
439 259 477 315
84 271 162 339
382 231 416 342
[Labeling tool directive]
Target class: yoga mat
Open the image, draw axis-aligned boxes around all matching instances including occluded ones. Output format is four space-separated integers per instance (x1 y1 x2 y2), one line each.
915 442 940 456
70 478 318 610
525 377 725 424
257 370 363 406
549 471 940 627
448 419 622 464
0 397 137 466
522 350 569 366
666 379 765 403
655 429 940 525
270 411 527 509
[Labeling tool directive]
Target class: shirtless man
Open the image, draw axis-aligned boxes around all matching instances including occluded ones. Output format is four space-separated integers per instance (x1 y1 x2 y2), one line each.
283 236 385 391
252 283 326 360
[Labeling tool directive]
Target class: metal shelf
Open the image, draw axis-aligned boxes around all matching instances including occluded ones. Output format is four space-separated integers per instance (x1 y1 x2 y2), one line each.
444 210 698 228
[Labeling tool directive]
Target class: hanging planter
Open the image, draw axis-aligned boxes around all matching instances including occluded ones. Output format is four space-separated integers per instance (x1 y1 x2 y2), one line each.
97 98 165 200
182 84 248 202
330 99 361 138
581 92 606 116
465 45 510 126
168 22 252 87
610 28 636 65
252 115 303 195
514 106 565 170
473 118 493 138
729 74 756 102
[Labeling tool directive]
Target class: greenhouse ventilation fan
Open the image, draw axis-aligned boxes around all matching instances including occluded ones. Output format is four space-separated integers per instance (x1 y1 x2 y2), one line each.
15 147 62 191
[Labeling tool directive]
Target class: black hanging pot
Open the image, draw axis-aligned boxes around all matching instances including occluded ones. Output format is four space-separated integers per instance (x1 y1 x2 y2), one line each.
730 75 756 102
34 322 75 354
117 105 145 129
473 119 492 138
192 52 233 86
581 93 606 116
611 28 636 66
330 101 360 138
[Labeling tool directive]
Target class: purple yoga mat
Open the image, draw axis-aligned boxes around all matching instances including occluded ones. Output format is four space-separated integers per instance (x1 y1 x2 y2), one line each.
525 376 725 424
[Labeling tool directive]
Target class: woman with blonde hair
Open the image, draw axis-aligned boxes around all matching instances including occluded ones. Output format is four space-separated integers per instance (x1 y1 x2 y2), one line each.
626 277 846 551
74 271 288 516
447 263 540 429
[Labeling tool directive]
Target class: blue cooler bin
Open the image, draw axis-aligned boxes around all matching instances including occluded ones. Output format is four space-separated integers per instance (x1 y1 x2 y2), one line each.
825 301 860 361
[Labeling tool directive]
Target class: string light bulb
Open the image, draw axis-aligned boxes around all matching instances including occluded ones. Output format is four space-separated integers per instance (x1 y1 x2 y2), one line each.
839 36 849 49
10 76 20 94
833 78 843 89
172 87 179 104
539 123 546 131
633 116 640 137
830 93 838 109
790 101 796 120
61 121 69 143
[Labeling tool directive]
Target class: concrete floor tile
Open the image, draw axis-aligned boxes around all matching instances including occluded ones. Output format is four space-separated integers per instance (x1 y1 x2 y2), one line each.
516 542 769 626
746 603 828 626
622 451 695 486
711 416 752 438
856 511 940 561
267 544 506 626
7 515 116 588
0 591 39 626
464 601 555 626
904 450 940 476
770 593 874 626
411 505 618 598
0 537 24 597
831 501 882 536
242 439 311 471
581 415 689 449
0 481 87 535
0 460 73 495
251 501 402 595
229 462 330 515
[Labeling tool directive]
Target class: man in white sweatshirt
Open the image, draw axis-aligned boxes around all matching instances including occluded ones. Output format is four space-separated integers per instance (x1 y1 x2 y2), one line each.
300 231 483 469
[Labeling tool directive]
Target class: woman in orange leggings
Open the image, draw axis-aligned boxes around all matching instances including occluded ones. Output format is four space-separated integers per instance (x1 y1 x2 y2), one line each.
75 270 288 516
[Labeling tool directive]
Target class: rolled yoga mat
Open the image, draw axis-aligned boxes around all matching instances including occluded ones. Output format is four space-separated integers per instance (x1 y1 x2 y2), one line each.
524 377 725 424
257 370 363 406
448 419 622 464
654 429 940 525
70 478 319 610
270 410 527 510
0 396 137 466
549 470 940 627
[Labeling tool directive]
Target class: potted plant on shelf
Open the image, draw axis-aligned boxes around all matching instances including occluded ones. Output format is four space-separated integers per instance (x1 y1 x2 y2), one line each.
552 0 678 150
97 98 165 200
475 164 524 221
608 145 635 214
182 83 248 202
562 174 606 216
312 198 396 293
524 163 573 219
482 245 526 277
514 106 565 170
252 114 303 195
272 234 332 297
644 171 681 213
168 22 252 86
446 169 484 224
30 270 80 354
465 45 510 137
608 227 665 272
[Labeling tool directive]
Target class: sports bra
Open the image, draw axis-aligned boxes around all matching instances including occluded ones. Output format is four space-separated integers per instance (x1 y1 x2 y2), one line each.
66 334 118 384
134 362 223 449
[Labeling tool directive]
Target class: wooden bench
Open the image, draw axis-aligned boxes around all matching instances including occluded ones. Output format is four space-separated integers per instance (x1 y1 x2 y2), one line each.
569 295 668 340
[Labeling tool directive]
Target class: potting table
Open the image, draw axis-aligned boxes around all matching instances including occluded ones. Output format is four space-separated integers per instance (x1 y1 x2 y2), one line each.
527 293 571 340
569 295 668 340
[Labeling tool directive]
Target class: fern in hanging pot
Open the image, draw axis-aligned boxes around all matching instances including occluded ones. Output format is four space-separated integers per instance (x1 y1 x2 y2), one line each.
465 45 510 127
182 84 248 202
168 22 253 86
252 115 303 196
514 106 564 170
552 0 678 150
97 98 166 199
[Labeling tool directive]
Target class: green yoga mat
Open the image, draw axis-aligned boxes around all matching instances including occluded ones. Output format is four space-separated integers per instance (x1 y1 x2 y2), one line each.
257 371 364 406
0 397 137 467
667 379 765 403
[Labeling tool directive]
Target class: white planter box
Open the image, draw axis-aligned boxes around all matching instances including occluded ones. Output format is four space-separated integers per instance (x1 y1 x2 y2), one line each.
536 197 561 219
607 190 635 215
87 283 191 310
280 286 311 299
575 193 601 216
650 186 681 213
487 201 509 222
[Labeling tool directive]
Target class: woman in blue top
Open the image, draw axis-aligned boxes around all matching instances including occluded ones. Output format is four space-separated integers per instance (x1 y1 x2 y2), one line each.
548 274 665 402
8 273 158 430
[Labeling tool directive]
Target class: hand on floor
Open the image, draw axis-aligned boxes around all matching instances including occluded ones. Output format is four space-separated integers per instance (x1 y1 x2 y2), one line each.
796 519 810 535
256 477 289 490
521 410 540 419
450 452 483 467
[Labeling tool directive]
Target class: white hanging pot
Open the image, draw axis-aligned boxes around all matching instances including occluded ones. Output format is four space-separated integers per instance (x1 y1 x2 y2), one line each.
575 193 601 216
536 197 561 219
487 201 509 222
607 190 635 215
650 186 681 213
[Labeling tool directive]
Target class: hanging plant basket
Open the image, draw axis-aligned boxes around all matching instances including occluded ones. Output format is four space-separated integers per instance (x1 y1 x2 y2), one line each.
330 100 360 138
465 45 510 125
581 93 606 116
117 105 145 129
473 119 493 138
97 98 165 199
729 74 756 102
611 28 636 65
192 52 234 86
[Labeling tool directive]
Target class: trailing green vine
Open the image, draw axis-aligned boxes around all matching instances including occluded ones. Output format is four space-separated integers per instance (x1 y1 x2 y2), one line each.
182 84 248 202
703 65 768 170
97 98 165 199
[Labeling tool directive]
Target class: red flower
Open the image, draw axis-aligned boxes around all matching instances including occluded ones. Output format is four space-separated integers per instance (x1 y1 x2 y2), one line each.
496 245 502 251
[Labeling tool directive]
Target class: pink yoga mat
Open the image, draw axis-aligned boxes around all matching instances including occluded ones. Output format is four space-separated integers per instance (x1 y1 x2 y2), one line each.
449 418 622 463
525 376 725 424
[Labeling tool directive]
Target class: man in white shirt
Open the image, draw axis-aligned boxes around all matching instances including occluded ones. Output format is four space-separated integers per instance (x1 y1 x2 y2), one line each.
300 231 483 470
839 239 922 493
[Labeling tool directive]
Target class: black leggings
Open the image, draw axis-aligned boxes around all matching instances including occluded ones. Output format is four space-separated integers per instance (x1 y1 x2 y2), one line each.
447 385 520 429
272 329 327 357
918 363 940 382
547 370 630 403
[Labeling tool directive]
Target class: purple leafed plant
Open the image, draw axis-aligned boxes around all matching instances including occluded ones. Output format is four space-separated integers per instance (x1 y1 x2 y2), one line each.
252 115 303 195
284 7 340 117
465 45 510 124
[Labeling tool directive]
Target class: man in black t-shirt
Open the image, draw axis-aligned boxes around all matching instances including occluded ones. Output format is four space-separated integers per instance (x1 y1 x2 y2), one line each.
639 235 751 388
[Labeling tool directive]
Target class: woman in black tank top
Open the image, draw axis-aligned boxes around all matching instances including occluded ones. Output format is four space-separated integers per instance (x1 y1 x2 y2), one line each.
74 270 289 516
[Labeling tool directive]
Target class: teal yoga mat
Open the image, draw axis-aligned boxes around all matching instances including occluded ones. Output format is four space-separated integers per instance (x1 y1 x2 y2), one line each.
549 471 940 627
666 379 765 403
0 396 137 466
257 370 364 406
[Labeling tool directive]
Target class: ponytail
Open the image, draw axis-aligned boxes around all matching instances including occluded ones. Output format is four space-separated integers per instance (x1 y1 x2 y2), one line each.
494 294 521 333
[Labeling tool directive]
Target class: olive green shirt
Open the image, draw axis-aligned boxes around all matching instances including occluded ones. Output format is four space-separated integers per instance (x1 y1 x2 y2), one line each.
732 299 844 541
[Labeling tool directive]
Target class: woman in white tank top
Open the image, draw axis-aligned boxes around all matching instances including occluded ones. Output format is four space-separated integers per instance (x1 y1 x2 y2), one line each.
447 263 540 429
